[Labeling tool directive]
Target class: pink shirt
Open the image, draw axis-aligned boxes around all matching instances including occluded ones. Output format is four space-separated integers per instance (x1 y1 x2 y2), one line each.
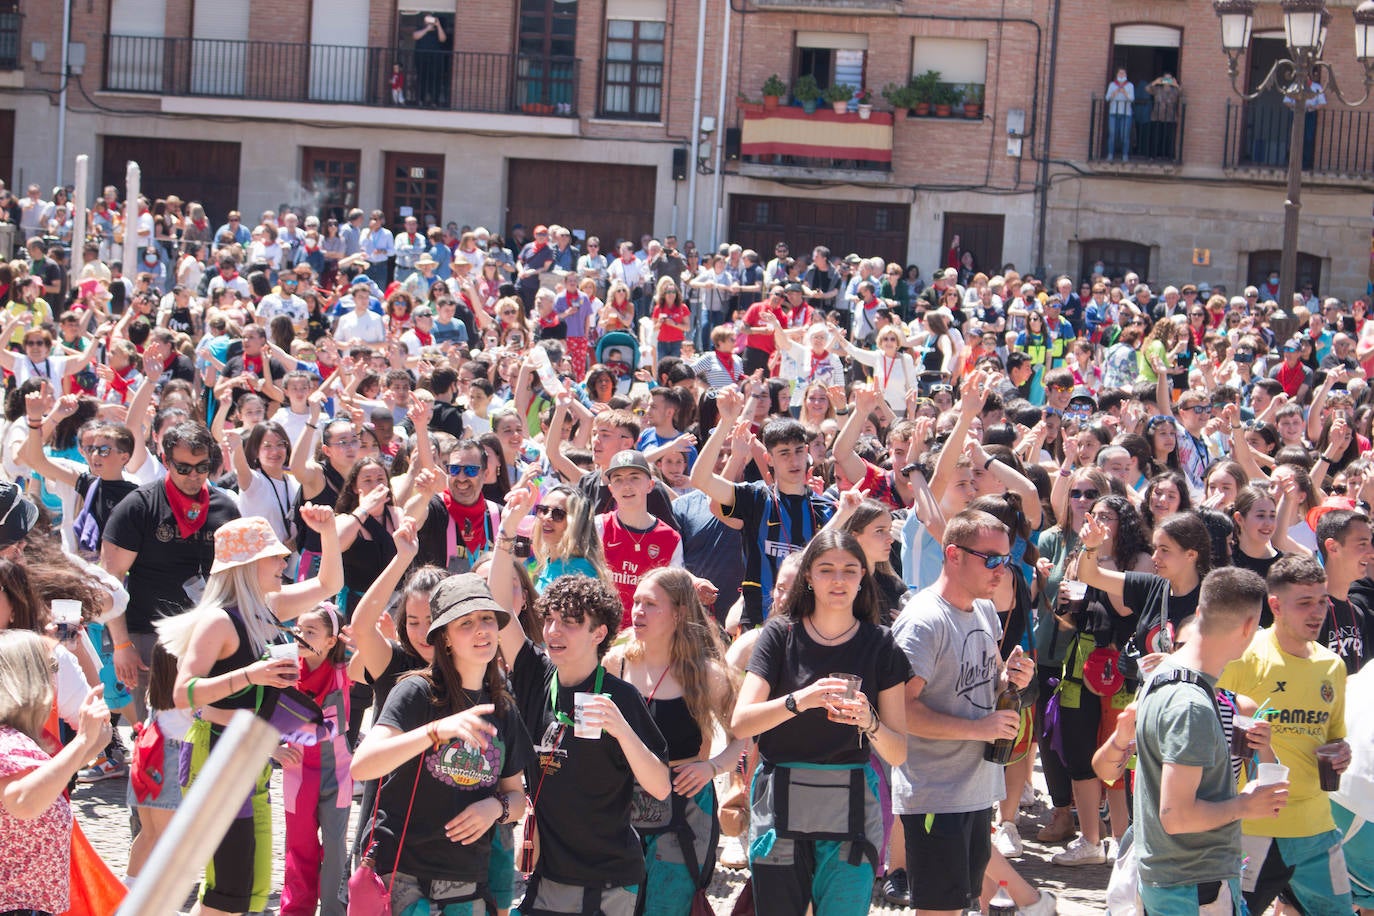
0 725 72 913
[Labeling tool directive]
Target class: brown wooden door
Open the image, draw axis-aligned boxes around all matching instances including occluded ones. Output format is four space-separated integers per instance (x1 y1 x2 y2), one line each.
382 152 444 230
1080 239 1152 286
941 213 1004 277
1247 250 1322 297
301 147 361 223
505 160 655 248
729 195 910 266
101 136 241 222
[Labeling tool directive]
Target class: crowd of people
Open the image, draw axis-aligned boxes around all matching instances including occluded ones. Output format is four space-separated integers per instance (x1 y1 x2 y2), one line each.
2 187 1374 916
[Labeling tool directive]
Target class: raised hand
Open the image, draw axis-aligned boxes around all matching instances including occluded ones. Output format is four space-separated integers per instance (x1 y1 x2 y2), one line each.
357 483 391 517
299 503 336 533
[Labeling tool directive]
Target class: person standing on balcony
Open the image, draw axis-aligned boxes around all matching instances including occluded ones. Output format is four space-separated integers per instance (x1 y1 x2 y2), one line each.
361 210 395 288
412 13 450 108
1146 73 1182 160
1105 69 1135 162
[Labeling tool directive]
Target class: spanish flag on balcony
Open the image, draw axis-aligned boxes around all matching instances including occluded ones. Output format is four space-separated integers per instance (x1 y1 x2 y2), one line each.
740 107 893 163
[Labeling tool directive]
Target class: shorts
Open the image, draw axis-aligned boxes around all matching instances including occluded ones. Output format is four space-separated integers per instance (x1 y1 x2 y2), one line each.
126 734 184 810
89 622 133 710
1332 804 1374 908
901 808 992 912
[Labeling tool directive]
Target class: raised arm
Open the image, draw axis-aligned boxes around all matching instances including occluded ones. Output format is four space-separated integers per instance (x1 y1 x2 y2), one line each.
1223 404 1270 483
831 384 880 487
688 387 744 507
290 386 329 496
270 504 345 618
22 393 80 489
543 394 585 484
349 517 421 681
490 485 537 669
931 369 988 494
1075 514 1127 600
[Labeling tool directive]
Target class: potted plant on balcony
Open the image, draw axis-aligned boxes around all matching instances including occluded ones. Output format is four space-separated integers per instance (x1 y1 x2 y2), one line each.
881 82 911 119
794 74 822 114
911 70 940 117
932 82 960 118
824 83 855 114
855 87 874 119
962 82 984 119
761 74 787 112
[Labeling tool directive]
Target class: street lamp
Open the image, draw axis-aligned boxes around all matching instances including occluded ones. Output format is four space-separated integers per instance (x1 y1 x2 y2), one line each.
1212 0 1374 313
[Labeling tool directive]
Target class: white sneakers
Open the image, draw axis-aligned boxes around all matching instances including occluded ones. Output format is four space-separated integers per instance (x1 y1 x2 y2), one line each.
1019 889 1058 915
1051 835 1108 866
992 820 1023 857
1019 782 1037 810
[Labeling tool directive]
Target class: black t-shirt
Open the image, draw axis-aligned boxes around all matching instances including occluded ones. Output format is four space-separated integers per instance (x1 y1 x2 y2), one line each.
365 640 428 718
75 473 140 535
1318 596 1374 675
1124 571 1200 654
370 677 532 882
1233 550 1284 626
745 616 910 766
152 354 197 391
102 482 241 633
576 469 679 531
509 640 668 887
723 481 834 628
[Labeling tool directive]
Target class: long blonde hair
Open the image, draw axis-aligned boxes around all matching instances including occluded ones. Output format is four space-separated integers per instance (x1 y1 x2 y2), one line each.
156 565 279 661
624 568 737 740
0 630 54 742
533 486 612 584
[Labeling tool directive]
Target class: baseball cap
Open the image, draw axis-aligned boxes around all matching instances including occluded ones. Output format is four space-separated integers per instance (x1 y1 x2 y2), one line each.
784 282 804 293
844 253 862 264
427 573 511 638
0 481 38 547
606 450 652 478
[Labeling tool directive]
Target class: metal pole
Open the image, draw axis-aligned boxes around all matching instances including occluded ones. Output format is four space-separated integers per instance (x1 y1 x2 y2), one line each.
685 0 708 244
70 154 87 291
1280 63 1310 321
116 711 281 916
709 0 732 249
54 0 71 189
122 161 140 272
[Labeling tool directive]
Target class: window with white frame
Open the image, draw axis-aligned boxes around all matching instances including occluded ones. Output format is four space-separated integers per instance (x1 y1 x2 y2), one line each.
601 0 665 120
911 37 987 105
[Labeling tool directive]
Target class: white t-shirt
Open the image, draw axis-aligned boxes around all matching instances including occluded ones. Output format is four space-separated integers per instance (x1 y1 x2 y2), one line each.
271 406 312 449
336 309 386 344
54 643 89 730
11 352 69 386
237 468 300 546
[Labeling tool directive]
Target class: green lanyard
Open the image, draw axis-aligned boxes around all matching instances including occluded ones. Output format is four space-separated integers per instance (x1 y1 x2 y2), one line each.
550 665 604 727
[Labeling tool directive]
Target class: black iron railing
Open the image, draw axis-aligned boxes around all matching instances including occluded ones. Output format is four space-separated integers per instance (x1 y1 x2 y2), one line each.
0 9 20 71
1223 98 1374 175
103 35 578 117
1086 97 1187 164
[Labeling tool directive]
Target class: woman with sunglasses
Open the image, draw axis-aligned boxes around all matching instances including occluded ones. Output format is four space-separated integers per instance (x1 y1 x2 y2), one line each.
1041 494 1153 865
1014 311 1052 404
1032 466 1110 844
523 484 610 593
842 325 919 414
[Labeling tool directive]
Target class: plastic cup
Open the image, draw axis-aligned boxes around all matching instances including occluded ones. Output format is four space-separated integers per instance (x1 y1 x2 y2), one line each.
268 641 299 682
1230 715 1255 758
1064 580 1088 601
574 692 601 739
827 673 862 722
50 599 82 624
1255 762 1289 786
1317 746 1342 792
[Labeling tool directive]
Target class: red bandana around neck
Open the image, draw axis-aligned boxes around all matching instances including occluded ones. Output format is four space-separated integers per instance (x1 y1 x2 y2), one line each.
164 476 210 539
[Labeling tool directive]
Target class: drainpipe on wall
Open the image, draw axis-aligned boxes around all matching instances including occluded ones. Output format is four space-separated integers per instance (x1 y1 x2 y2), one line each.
709 0 732 249
55 0 71 188
1034 0 1062 275
686 0 708 243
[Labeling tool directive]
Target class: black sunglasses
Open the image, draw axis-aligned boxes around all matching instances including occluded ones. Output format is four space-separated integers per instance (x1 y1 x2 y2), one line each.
169 458 213 475
1069 488 1100 500
535 505 568 522
448 463 482 478
956 544 1014 569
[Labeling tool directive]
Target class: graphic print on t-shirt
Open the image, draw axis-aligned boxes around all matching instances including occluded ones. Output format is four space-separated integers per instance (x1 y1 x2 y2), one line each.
427 735 505 788
534 719 568 776
955 627 1000 712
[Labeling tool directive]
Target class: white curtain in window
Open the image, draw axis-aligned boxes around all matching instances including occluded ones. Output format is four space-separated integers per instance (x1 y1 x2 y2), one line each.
311 0 370 102
191 0 249 96
107 0 167 92
912 37 987 85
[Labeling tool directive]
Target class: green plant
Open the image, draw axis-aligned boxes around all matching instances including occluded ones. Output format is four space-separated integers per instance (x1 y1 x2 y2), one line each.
793 74 822 103
911 70 941 104
855 87 873 105
762 74 787 97
823 82 855 104
963 82 984 104
881 82 906 106
931 82 962 107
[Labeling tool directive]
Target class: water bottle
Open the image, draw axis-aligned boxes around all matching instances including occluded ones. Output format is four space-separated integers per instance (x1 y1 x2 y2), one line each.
988 880 1016 916
528 345 566 397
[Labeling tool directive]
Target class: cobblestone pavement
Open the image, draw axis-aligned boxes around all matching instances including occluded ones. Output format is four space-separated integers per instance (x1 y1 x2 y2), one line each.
75 725 1112 915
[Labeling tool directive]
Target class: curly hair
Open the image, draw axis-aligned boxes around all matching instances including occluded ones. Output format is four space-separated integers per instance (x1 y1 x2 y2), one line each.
535 575 623 658
1091 494 1150 571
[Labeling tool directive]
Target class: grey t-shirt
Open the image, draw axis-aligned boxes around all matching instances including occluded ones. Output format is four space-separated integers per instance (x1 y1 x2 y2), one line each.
890 587 1005 814
1133 659 1240 888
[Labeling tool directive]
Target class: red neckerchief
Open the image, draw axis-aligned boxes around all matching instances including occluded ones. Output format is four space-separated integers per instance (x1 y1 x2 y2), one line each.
243 354 263 376
809 351 828 379
297 656 335 704
791 304 811 327
414 328 433 346
164 476 210 539
716 350 740 383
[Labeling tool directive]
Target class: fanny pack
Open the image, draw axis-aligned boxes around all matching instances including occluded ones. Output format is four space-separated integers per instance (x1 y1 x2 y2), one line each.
630 784 719 890
749 762 882 871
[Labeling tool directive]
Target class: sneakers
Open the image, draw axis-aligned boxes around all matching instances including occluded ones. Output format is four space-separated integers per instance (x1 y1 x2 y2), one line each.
1019 783 1037 810
1051 835 1108 866
880 867 911 907
1019 889 1058 915
992 820 1023 857
77 754 128 783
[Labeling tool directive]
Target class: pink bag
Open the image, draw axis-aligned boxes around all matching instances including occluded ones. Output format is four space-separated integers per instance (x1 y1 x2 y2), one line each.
347 750 424 916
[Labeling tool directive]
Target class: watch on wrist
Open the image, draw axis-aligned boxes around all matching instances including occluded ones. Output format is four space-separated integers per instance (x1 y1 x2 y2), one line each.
784 693 800 715
496 791 511 824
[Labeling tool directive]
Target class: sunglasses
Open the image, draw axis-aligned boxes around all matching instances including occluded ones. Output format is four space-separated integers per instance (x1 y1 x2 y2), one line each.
956 544 1014 569
169 459 213 475
81 444 115 458
1332 484 1348 495
535 505 568 522
328 436 362 449
930 384 953 393
1146 415 1175 429
1069 488 1100 500
1047 383 1072 392
23 340 49 348
448 463 482 478
1185 405 1211 414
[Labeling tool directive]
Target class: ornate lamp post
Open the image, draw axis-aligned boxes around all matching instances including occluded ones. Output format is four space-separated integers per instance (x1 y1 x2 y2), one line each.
1212 0 1374 310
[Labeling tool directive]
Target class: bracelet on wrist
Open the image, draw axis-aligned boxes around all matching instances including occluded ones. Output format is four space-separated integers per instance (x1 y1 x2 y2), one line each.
1082 546 1099 555
496 791 511 824
1057 466 1073 477
113 641 133 651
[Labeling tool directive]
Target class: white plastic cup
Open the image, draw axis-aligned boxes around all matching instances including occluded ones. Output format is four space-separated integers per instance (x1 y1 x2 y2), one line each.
1255 762 1289 786
50 599 82 624
1064 580 1088 601
268 641 300 682
574 692 601 739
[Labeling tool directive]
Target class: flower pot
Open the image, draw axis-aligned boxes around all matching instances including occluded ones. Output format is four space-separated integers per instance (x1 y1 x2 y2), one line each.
763 94 780 112
857 104 872 120
801 99 819 114
893 107 909 119
914 102 931 116
831 101 848 114
934 103 952 117
963 102 982 119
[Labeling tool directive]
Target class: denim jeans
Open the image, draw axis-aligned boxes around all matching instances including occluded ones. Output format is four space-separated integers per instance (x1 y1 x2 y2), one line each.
1108 113 1132 160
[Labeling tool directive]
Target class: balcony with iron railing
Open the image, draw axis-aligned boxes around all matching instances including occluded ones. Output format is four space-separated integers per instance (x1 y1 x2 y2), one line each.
1086 97 1187 166
736 102 894 180
103 35 578 117
1223 98 1374 177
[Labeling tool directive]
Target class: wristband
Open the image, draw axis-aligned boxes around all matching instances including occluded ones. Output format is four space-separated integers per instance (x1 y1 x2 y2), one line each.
113 641 133 651
1058 467 1073 477
835 406 851 416
26 421 41 429
496 791 511 824
984 455 997 470
187 676 199 709
428 721 443 751
1082 546 1099 555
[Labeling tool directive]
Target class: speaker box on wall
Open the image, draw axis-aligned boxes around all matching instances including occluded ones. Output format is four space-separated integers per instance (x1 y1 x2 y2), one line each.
724 127 741 161
672 147 687 181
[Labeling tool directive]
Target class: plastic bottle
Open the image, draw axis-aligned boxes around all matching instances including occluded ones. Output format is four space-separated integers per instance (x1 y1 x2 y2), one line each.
988 880 1016 916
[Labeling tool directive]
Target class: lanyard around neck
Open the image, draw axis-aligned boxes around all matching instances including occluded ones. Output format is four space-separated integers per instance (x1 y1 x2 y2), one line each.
550 665 604 727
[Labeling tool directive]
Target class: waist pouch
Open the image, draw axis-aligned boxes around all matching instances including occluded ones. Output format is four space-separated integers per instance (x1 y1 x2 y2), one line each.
630 783 719 889
749 763 881 870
